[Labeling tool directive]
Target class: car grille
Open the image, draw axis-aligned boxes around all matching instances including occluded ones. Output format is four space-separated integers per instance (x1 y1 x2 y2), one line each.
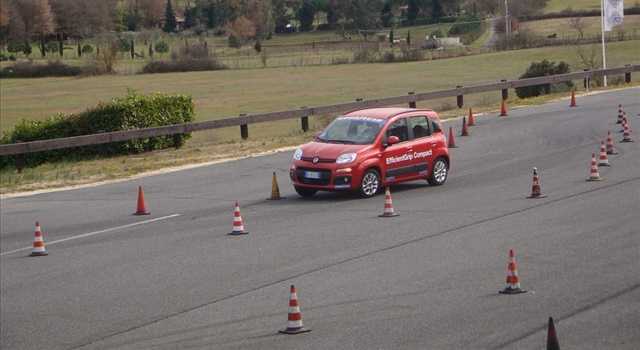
301 157 335 163
295 168 332 186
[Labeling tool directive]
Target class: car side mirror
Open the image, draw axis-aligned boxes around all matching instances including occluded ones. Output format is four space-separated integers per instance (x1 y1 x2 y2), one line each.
387 135 400 145
432 123 442 133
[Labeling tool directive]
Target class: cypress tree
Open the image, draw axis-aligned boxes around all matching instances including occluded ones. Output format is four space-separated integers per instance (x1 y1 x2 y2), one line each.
163 0 177 33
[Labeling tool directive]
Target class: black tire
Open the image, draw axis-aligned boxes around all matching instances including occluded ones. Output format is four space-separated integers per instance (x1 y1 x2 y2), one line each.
295 186 318 198
428 157 449 186
359 168 381 198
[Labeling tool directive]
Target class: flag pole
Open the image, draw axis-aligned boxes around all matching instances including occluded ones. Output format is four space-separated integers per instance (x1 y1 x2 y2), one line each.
601 0 608 86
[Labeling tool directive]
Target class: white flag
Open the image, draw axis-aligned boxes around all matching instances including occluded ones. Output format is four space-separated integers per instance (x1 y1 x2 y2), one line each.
604 0 624 31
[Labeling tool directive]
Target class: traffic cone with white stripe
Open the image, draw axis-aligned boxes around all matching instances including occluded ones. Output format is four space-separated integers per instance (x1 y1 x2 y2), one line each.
606 131 618 155
621 121 634 143
546 317 560 350
461 116 470 136
616 105 624 124
500 99 508 117
586 153 602 181
228 201 249 235
448 127 457 148
279 285 311 334
499 249 526 294
30 222 48 257
527 167 546 198
619 116 627 133
598 141 610 166
379 187 399 217
467 108 476 126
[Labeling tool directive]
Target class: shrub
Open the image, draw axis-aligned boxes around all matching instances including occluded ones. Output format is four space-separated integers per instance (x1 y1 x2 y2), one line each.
0 91 195 168
82 44 94 54
515 60 574 98
7 41 26 53
0 61 83 78
430 29 444 38
46 41 59 53
400 47 424 62
228 34 242 48
382 51 396 63
448 15 481 36
141 58 226 73
155 41 170 53
352 46 378 63
0 52 7 61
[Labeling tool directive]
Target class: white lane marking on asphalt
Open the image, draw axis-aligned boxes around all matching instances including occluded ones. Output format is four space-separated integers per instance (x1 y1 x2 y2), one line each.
0 214 181 257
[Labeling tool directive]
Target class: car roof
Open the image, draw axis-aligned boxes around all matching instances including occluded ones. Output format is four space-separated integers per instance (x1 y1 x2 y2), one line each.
343 107 434 120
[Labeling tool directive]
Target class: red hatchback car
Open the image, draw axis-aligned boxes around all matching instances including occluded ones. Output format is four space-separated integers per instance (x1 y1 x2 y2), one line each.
290 108 450 198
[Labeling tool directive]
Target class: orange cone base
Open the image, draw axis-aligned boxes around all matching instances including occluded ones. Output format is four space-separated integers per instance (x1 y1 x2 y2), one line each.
134 210 151 216
598 162 611 167
228 230 249 236
499 287 527 295
279 327 311 335
607 150 619 155
378 212 399 218
29 251 48 257
620 139 634 143
527 193 547 199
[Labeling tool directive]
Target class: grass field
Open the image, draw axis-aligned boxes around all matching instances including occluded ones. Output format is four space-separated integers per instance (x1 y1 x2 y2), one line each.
2 40 639 193
543 0 638 13
2 40 639 134
522 15 640 37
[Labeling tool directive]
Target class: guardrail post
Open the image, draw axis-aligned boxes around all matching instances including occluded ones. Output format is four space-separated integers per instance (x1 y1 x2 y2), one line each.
300 107 309 132
14 140 24 173
625 65 631 84
501 80 508 100
356 98 363 103
456 85 464 108
408 92 416 108
583 69 590 91
239 114 249 140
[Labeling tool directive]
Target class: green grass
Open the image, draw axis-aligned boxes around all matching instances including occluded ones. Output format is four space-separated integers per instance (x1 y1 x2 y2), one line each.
3 40 639 134
544 0 638 13
522 15 640 37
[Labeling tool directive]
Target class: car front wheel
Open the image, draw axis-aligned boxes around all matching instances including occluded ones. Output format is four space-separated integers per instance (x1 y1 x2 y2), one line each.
359 169 381 198
428 158 448 186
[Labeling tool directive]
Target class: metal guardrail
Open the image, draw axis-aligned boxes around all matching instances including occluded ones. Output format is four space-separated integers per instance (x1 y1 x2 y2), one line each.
0 64 637 157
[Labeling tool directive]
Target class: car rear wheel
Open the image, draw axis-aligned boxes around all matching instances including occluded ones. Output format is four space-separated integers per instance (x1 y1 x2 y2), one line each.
359 169 381 198
428 158 448 186
295 186 318 198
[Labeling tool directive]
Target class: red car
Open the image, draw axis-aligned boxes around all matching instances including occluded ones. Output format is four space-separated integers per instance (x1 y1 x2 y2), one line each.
290 107 450 198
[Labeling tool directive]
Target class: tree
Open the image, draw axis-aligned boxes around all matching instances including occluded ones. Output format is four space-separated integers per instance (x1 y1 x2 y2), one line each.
9 0 55 57
50 0 117 56
406 30 411 46
297 0 315 32
407 0 419 24
431 0 443 20
381 1 393 27
568 17 586 39
163 0 177 32
389 28 394 46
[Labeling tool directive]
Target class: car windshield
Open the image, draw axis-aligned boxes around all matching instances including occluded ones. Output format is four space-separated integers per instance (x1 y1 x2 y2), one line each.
317 116 384 145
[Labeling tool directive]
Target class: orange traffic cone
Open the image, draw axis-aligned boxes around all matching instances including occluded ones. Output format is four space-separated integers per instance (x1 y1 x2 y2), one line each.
279 285 311 334
616 104 624 124
621 121 634 143
467 108 475 126
500 99 508 117
569 90 576 107
587 153 602 181
30 222 48 257
379 187 399 217
527 167 546 198
461 117 470 136
619 116 627 133
606 131 618 155
499 249 526 294
598 141 610 167
448 127 457 148
546 317 560 350
229 201 249 235
134 186 150 215
268 172 282 200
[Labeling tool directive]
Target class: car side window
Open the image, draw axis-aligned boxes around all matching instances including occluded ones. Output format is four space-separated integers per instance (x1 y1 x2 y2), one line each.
431 119 442 133
386 118 409 142
408 116 431 139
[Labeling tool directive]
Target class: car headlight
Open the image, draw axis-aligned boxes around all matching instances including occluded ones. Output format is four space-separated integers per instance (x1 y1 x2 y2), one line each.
336 153 357 164
293 148 303 161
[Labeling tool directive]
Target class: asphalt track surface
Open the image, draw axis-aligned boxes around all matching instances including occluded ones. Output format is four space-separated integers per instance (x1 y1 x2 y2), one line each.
1 88 639 350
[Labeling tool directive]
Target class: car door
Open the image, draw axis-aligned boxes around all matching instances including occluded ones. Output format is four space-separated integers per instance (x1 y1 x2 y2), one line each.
407 116 435 178
382 117 414 182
